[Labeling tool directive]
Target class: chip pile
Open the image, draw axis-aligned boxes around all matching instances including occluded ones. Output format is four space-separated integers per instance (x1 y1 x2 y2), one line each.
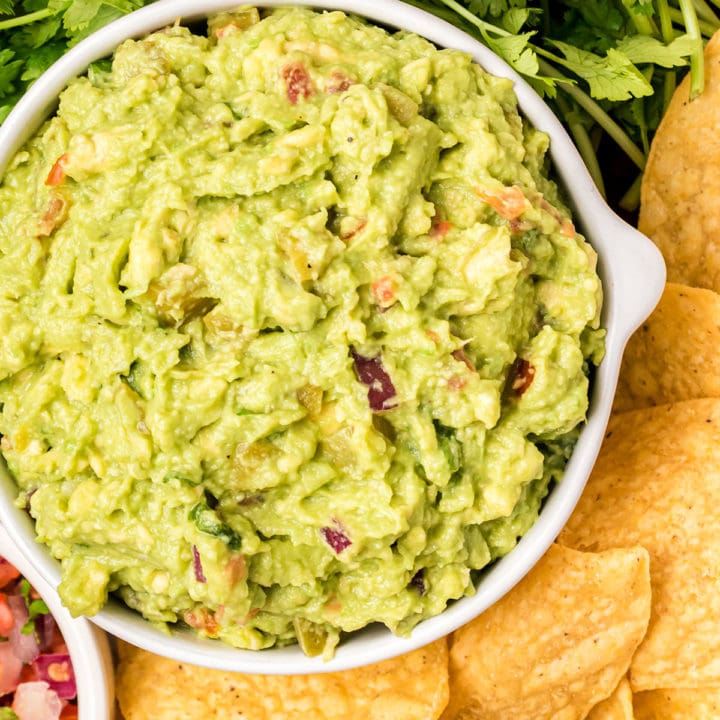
114 27 720 720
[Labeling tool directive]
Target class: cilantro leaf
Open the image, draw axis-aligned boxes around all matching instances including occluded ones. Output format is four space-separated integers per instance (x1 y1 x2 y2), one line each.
20 41 65 81
62 0 103 32
549 41 653 101
617 33 699 67
0 49 23 98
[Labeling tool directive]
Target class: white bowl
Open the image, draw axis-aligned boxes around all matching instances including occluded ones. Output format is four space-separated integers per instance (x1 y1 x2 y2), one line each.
0 524 115 719
0 0 665 675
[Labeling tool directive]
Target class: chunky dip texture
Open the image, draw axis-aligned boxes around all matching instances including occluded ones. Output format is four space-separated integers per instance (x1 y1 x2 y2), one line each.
0 7 603 655
0 558 77 719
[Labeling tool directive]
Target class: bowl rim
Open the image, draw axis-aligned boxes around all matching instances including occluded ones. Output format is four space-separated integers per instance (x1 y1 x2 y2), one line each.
0 524 115 719
0 0 666 674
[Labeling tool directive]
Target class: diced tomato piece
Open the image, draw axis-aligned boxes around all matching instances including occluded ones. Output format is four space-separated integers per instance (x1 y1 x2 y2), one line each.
371 276 396 307
281 61 314 104
0 561 20 588
560 218 576 238
36 194 68 237
225 554 246 586
0 594 14 636
0 642 23 695
448 375 467 391
474 184 528 220
215 22 240 38
60 702 79 720
430 219 453 238
182 608 219 636
45 154 68 187
326 71 353 93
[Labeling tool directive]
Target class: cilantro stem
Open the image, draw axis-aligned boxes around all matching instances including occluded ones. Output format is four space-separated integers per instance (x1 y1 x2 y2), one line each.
554 93 606 197
538 59 647 171
619 172 643 213
0 8 54 31
435 0 511 38
666 7 717 37
656 0 678 112
678 0 706 98
623 8 657 37
693 0 720 25
656 0 674 43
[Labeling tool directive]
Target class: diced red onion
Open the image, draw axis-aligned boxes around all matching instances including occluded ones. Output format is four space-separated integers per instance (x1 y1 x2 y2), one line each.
351 351 398 411
35 613 57 654
192 545 206 583
510 358 536 397
321 522 351 554
7 596 39 665
32 654 76 700
11 681 62 720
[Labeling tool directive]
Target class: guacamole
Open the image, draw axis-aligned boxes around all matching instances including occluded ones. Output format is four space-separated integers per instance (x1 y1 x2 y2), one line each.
0 7 604 655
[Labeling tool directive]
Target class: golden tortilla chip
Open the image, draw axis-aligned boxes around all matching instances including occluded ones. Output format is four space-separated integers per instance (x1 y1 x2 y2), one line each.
633 686 720 719
585 677 634 720
441 543 650 720
116 638 449 720
558 398 720 691
613 282 720 413
639 30 720 291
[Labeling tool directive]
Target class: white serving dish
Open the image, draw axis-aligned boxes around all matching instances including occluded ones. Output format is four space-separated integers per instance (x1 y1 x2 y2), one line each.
0 0 665 675
0 524 115 718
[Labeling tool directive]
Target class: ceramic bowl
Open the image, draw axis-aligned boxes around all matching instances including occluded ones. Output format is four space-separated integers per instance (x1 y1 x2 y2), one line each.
0 524 115 718
0 0 665 674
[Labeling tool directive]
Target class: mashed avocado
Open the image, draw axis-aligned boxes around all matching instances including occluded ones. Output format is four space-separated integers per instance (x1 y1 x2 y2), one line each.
0 7 604 655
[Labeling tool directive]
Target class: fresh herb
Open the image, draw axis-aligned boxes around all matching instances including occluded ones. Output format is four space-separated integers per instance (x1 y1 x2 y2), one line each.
0 0 717 207
189 501 242 550
0 0 151 124
20 598 49 635
406 0 716 209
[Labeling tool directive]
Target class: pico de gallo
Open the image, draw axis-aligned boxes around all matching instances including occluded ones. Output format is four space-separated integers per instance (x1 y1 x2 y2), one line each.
0 557 77 720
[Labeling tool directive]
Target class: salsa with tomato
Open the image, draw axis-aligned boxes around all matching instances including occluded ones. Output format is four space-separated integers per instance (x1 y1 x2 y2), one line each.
0 558 77 720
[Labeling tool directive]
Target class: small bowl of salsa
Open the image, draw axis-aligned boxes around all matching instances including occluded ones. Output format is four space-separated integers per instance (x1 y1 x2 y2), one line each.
0 525 114 720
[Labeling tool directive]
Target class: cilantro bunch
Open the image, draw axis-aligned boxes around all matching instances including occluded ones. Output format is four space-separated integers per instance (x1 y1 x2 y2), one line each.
0 0 717 207
408 0 717 209
0 0 149 123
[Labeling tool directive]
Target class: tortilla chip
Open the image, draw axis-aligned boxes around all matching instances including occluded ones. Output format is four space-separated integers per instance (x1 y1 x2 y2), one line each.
442 543 650 720
639 30 720 291
116 638 449 720
633 686 720 719
613 282 720 413
558 398 720 690
585 677 634 720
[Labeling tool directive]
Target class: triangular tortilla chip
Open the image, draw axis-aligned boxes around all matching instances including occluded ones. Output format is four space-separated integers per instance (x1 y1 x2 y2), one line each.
559 398 720 690
613 282 720 413
442 544 650 719
116 638 449 720
639 30 720 292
